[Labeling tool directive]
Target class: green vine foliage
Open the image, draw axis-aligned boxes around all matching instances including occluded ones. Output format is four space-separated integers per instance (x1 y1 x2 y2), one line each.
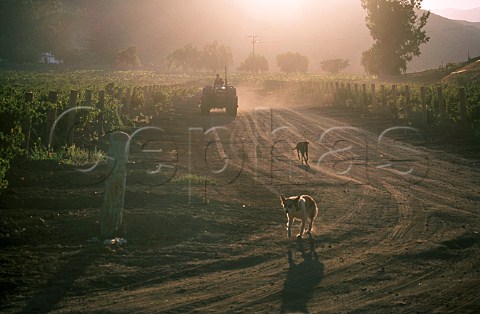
0 70 211 192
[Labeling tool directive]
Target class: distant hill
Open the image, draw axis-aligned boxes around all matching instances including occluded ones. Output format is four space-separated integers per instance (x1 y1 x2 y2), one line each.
130 3 480 74
133 3 480 73
393 56 480 85
433 7 480 22
408 12 480 72
441 57 480 85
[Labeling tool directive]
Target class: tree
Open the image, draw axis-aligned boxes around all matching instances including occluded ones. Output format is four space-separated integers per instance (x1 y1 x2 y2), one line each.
0 0 63 62
276 52 309 73
361 0 430 77
166 44 203 71
202 41 233 73
166 42 233 72
115 45 142 68
237 53 269 72
320 59 350 74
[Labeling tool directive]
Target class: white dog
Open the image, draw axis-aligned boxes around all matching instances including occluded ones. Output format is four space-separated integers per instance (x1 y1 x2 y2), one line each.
280 194 318 239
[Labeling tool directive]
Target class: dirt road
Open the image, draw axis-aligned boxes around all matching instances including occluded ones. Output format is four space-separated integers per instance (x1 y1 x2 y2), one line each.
1 85 479 313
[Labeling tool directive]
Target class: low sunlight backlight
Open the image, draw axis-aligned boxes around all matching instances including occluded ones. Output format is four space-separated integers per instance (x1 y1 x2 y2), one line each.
239 0 308 19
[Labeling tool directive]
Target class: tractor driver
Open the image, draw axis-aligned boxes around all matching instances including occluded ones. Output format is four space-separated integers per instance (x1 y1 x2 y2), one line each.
214 74 224 88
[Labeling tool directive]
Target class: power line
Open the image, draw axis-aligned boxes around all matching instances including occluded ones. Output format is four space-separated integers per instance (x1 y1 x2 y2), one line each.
244 25 479 46
246 35 261 55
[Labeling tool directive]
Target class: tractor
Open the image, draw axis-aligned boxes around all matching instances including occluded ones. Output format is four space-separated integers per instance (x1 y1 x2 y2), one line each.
200 68 238 117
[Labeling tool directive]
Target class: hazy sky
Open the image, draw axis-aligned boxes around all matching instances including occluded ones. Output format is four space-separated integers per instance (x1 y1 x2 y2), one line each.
422 0 480 10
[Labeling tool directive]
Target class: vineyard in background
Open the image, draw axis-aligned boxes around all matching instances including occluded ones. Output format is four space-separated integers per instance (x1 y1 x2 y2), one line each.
1 70 480 191
264 76 480 136
0 70 207 191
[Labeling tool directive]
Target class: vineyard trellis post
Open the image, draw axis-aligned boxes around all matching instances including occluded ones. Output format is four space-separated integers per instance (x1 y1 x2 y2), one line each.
67 90 78 147
421 86 427 124
98 90 105 134
354 83 359 109
47 91 58 149
101 131 130 239
132 87 137 115
414 87 419 114
83 90 93 158
117 88 123 102
346 83 350 107
405 85 411 120
362 84 367 112
126 87 131 106
143 86 148 106
335 82 339 105
381 85 386 114
437 86 446 123
23 92 33 157
459 87 467 123
85 90 92 106
147 86 153 106
392 84 397 118
371 84 376 112
109 88 115 104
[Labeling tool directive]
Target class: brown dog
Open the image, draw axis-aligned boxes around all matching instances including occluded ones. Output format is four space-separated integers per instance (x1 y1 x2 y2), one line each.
280 194 318 238
293 142 309 165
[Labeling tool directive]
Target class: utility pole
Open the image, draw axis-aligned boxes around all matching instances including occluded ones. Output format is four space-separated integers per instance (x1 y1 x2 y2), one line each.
246 35 260 56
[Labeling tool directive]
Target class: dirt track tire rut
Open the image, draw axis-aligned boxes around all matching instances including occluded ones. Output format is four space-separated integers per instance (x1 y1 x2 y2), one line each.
2 85 479 313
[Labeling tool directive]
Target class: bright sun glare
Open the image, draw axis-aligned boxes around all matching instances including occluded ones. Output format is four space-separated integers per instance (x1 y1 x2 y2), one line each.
240 0 307 19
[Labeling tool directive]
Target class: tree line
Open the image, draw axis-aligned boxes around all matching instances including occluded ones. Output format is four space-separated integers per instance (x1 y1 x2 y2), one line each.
0 0 430 77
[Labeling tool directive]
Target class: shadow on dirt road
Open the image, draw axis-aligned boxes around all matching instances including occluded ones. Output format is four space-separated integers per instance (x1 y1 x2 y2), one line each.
21 247 97 313
281 239 324 313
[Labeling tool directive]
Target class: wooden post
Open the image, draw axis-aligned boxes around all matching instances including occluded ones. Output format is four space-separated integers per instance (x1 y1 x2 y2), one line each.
371 84 376 112
414 88 419 114
98 90 105 133
117 88 123 101
405 85 411 120
421 86 427 124
131 87 137 114
353 83 360 108
67 90 78 146
101 131 130 239
126 88 131 104
335 82 339 106
124 87 131 115
362 84 367 112
117 87 124 114
23 92 33 157
47 91 58 148
83 90 93 157
143 86 148 106
459 87 467 123
346 83 351 108
85 90 92 106
381 85 386 114
109 88 115 102
437 86 446 122
148 86 154 105
392 84 397 117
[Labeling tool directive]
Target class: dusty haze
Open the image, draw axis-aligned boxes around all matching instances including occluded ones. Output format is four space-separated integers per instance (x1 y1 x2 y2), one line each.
60 0 480 72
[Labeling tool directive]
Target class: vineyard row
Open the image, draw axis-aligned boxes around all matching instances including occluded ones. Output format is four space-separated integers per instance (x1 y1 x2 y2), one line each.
265 80 480 135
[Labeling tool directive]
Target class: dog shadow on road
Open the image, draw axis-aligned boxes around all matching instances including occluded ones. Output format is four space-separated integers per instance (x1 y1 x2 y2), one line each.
280 238 324 314
297 163 316 173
